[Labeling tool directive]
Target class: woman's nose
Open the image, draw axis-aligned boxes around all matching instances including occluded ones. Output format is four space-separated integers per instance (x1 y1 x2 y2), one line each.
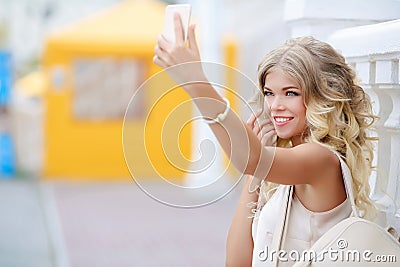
269 96 285 111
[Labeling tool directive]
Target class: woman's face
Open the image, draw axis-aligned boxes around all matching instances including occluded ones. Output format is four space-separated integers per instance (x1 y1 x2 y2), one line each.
263 67 307 146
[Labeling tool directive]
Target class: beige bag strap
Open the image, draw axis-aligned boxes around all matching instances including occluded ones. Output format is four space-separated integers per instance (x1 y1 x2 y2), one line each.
269 152 356 266
270 185 293 267
335 153 359 217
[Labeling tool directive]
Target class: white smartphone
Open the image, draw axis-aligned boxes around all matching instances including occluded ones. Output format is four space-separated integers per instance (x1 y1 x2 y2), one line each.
162 4 192 43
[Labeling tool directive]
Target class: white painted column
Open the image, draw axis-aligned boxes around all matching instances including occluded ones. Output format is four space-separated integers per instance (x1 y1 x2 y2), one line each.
370 63 392 204
183 0 228 194
382 59 400 230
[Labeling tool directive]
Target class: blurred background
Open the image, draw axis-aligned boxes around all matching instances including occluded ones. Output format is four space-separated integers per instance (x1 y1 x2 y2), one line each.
0 0 400 266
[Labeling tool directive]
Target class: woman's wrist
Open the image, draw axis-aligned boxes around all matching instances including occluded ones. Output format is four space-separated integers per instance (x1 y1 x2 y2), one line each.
166 61 206 90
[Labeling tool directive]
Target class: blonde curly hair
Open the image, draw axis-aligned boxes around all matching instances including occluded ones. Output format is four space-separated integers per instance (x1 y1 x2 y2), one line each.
254 36 377 220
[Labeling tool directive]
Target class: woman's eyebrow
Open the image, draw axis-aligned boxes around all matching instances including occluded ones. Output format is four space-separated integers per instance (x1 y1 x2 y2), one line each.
263 85 299 91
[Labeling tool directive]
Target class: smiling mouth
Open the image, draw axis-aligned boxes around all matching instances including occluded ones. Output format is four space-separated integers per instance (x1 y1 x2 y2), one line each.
274 117 293 122
274 117 294 123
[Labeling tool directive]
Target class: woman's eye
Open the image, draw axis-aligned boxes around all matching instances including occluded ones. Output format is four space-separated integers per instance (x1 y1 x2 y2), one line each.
286 91 299 96
263 91 273 96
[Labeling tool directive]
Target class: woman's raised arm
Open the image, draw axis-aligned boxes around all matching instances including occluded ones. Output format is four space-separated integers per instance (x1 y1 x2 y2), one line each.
153 14 335 188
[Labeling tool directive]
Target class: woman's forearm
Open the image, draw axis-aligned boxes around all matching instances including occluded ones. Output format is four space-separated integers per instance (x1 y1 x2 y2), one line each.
183 82 271 177
226 175 258 266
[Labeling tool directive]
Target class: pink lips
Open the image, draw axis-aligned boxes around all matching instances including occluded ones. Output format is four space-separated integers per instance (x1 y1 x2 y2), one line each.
273 116 294 126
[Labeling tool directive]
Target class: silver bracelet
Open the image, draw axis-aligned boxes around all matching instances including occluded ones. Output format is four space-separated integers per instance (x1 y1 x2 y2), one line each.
202 97 231 124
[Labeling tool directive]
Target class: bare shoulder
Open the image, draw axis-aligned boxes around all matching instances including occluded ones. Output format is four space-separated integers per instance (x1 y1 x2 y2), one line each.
268 143 340 185
291 143 340 178
287 144 346 211
291 143 339 164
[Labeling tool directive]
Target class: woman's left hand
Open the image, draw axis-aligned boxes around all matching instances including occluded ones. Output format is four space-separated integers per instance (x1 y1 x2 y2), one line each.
246 109 277 147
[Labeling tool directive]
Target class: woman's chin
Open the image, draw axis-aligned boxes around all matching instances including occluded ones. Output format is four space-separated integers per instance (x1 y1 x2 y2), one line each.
276 133 291 140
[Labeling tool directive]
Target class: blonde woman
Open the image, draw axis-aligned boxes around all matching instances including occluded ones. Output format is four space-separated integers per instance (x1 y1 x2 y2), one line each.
154 14 377 266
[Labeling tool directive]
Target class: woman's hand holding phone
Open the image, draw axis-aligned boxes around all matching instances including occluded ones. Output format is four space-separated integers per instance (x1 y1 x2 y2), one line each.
154 14 199 67
154 7 205 85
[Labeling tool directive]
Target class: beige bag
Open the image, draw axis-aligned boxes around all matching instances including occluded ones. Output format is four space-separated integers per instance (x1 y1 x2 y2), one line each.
271 156 400 266
293 216 400 266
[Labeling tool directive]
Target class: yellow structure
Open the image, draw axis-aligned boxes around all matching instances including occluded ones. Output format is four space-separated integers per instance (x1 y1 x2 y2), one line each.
43 0 237 181
43 0 195 180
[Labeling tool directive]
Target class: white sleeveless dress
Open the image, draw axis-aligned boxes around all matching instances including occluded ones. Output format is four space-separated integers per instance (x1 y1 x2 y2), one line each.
251 183 352 266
